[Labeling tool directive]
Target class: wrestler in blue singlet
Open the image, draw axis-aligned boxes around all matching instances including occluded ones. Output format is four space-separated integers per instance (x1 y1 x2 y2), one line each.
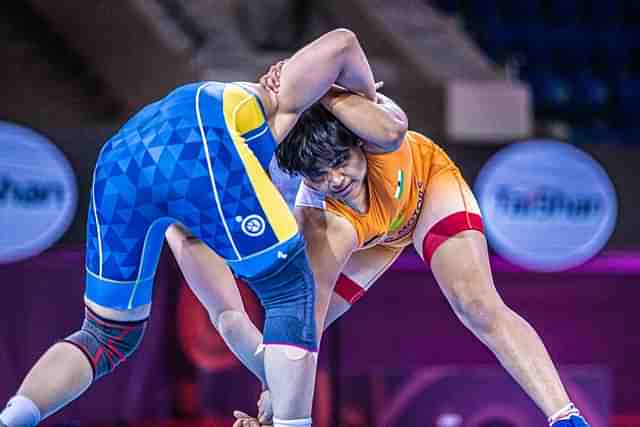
85 81 315 350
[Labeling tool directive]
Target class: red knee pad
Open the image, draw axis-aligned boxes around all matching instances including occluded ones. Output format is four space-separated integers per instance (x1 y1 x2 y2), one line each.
334 274 365 305
423 212 483 265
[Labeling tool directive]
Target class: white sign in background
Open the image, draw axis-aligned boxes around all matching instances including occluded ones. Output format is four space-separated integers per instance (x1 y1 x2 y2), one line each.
0 122 78 263
474 140 618 272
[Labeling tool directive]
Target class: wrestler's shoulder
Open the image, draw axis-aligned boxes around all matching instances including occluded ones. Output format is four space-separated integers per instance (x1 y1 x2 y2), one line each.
295 205 355 235
404 130 437 146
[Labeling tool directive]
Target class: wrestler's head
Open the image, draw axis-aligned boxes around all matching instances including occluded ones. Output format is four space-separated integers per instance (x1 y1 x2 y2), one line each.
276 103 367 203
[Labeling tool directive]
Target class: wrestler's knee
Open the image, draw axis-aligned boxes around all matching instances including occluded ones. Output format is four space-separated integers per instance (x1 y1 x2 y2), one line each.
213 310 250 340
265 344 316 363
451 289 507 336
64 308 147 381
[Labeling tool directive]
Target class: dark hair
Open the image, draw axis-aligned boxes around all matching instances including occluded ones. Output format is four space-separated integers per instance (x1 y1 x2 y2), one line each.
276 103 360 179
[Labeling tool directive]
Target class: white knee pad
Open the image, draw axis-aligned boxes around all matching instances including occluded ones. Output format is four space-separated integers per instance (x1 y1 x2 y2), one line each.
273 417 312 427
265 344 315 361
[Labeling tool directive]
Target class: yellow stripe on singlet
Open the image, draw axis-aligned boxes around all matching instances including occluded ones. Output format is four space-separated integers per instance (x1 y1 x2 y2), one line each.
222 84 298 242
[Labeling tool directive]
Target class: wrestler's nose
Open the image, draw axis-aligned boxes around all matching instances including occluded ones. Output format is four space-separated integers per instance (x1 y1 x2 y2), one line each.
327 170 344 190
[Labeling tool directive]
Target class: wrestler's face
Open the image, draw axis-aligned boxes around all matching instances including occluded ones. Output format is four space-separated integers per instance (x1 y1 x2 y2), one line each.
304 145 368 203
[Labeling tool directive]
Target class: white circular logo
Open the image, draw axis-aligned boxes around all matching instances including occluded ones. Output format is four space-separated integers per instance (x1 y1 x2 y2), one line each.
0 122 78 263
474 140 617 272
241 214 266 237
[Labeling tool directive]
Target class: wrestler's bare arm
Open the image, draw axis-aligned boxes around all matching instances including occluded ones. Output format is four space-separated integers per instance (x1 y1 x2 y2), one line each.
257 54 406 153
256 29 377 143
320 89 408 153
295 207 358 335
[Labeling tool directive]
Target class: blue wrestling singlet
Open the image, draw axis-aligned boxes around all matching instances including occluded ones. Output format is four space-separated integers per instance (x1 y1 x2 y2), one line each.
85 82 301 310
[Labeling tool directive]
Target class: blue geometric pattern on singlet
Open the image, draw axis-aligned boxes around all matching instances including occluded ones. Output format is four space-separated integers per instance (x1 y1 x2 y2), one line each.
86 82 279 282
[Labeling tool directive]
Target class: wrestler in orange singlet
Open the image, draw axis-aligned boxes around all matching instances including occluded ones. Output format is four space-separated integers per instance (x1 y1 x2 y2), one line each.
232 59 589 427
297 128 482 306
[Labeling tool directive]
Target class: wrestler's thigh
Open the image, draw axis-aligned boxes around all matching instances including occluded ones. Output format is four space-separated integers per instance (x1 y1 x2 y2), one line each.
166 224 243 315
325 245 402 327
341 245 403 293
410 167 500 304
412 166 482 261
430 229 502 314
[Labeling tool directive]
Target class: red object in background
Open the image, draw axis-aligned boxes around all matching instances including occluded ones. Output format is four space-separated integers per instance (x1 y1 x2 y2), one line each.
611 415 640 427
177 278 263 372
85 417 234 427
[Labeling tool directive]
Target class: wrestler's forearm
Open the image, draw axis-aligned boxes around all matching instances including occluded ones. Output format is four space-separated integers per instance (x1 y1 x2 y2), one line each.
332 34 377 102
321 90 408 150
277 29 376 114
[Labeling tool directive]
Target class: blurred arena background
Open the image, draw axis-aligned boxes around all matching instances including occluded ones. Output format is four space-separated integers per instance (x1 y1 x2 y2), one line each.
0 1 639 426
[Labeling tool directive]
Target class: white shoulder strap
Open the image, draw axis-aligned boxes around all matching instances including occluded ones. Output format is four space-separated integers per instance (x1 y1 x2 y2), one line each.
295 181 326 209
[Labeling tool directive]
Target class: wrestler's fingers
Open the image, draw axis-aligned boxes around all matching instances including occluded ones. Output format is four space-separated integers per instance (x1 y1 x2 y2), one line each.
260 76 279 93
234 410 252 419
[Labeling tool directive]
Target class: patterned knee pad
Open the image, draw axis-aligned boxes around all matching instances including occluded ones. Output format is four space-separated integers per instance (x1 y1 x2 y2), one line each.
64 308 147 381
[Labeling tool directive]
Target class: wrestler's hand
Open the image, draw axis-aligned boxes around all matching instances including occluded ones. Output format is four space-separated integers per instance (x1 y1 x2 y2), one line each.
232 410 268 427
259 60 383 95
257 389 274 424
259 60 286 94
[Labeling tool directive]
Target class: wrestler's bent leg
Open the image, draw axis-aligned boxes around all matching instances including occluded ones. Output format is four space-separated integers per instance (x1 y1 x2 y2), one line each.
0 301 148 427
412 160 578 421
1 155 175 426
326 245 402 328
245 243 318 427
166 224 267 385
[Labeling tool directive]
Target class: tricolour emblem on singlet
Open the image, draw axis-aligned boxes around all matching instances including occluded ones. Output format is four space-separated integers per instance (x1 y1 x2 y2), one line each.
389 169 406 231
394 169 404 199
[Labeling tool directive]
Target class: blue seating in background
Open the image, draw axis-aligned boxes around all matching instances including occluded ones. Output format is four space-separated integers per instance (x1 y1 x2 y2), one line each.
594 28 632 73
465 0 500 23
544 0 582 23
510 22 549 63
625 2 640 23
549 24 592 71
428 0 639 144
569 70 609 115
497 0 541 21
469 18 514 63
611 77 640 128
431 0 461 16
523 67 571 113
584 0 625 26
570 123 623 144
